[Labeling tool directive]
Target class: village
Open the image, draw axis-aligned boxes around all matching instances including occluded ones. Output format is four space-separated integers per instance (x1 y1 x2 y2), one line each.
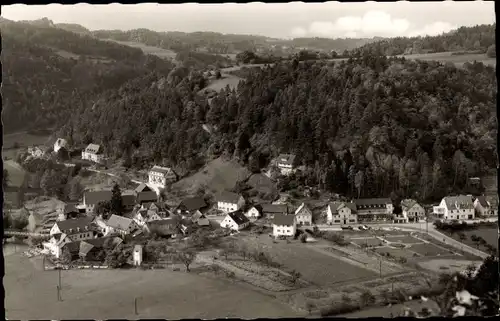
4 137 498 317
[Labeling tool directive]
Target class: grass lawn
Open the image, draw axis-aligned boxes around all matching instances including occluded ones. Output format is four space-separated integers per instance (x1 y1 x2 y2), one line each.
3 160 26 187
3 132 52 158
236 235 377 285
408 243 454 257
4 252 299 320
417 258 484 274
374 247 420 259
384 235 422 244
397 51 496 67
350 237 384 247
449 227 498 252
105 39 177 60
201 74 243 92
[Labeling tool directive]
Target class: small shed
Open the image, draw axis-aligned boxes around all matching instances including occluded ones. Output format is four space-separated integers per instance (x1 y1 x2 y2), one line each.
133 244 143 266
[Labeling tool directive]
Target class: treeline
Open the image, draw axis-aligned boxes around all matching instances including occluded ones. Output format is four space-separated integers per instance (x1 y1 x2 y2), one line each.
351 24 496 56
175 50 232 69
59 54 496 203
1 19 174 133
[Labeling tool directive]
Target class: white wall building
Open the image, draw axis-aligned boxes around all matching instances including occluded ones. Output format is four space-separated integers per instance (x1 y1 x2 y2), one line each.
272 213 296 237
294 203 313 226
327 202 358 225
401 199 426 222
81 143 104 163
217 191 245 213
148 165 177 189
54 138 68 153
276 154 296 175
245 206 262 219
433 195 475 220
220 210 250 231
474 195 498 217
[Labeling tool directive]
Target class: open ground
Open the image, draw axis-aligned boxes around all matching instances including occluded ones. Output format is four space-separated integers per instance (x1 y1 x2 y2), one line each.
103 39 177 60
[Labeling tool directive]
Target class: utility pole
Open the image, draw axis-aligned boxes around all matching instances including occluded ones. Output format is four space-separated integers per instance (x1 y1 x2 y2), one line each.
379 260 382 278
134 297 138 315
58 268 62 289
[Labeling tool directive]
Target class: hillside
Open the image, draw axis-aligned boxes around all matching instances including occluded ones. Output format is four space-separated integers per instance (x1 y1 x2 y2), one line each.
351 24 496 57
0 18 174 134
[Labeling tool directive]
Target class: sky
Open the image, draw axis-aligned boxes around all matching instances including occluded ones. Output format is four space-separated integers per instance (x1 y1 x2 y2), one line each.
1 1 495 39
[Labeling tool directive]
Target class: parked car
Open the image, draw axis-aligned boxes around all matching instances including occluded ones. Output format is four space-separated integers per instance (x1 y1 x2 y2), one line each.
341 226 353 230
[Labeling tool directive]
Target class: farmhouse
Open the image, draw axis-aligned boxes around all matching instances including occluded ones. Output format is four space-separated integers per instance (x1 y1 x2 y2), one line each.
44 217 96 258
327 201 358 225
81 143 104 163
134 183 158 204
433 195 475 220
121 192 137 211
148 165 177 189
294 202 313 226
400 199 426 222
261 203 289 218
133 208 163 227
54 138 68 153
105 214 139 237
177 197 208 216
220 210 250 231
191 210 210 226
272 213 296 237
354 198 393 222
62 236 123 261
58 203 81 221
275 153 296 175
82 190 112 213
474 195 498 217
216 191 245 213
245 205 262 219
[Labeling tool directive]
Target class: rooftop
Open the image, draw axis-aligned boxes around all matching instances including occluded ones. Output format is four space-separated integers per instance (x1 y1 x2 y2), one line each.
228 210 250 226
273 213 295 226
217 191 242 204
106 214 134 231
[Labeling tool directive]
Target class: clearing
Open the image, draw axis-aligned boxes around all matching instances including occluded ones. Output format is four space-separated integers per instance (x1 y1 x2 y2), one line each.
396 51 496 67
4 251 299 320
199 74 243 94
103 39 177 60
3 131 52 159
171 157 251 198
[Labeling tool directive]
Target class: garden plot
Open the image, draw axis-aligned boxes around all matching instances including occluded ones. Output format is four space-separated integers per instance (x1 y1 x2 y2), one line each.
408 243 456 257
373 247 420 259
383 235 423 244
350 237 385 247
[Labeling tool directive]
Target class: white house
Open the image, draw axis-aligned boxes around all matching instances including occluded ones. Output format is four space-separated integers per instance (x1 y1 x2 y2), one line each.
245 205 262 219
401 199 426 223
105 214 139 237
354 198 393 222
82 143 104 163
220 210 250 231
433 195 475 220
133 208 162 227
327 202 358 225
276 154 296 175
82 190 112 213
217 191 245 213
148 165 177 189
294 203 313 226
133 245 143 266
474 195 498 217
54 138 68 153
272 213 296 237
44 217 95 258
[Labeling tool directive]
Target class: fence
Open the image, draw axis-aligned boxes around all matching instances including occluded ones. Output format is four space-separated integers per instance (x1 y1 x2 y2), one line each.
45 264 109 270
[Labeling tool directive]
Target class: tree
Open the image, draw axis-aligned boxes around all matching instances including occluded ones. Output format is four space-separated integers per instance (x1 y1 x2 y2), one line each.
66 178 83 201
95 201 112 218
458 232 467 243
290 269 301 284
359 290 376 307
3 169 9 187
215 70 222 79
105 245 130 268
11 213 28 230
176 249 197 272
3 213 12 229
354 170 364 198
300 233 307 243
110 183 123 215
60 247 73 264
486 45 496 58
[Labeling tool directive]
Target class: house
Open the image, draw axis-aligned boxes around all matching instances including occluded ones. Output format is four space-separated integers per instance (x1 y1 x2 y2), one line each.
354 198 393 222
327 201 358 225
400 199 426 223
177 197 208 216
144 218 180 238
245 205 262 219
28 146 46 158
105 214 139 237
54 138 68 153
82 190 112 213
191 210 210 226
81 143 104 163
294 203 313 226
433 195 475 220
44 217 96 258
261 204 289 219
272 213 296 237
133 245 143 266
276 153 296 175
57 203 81 221
148 165 177 189
474 195 498 217
140 202 170 217
121 192 137 211
220 210 250 231
216 191 245 213
61 236 122 261
134 183 158 204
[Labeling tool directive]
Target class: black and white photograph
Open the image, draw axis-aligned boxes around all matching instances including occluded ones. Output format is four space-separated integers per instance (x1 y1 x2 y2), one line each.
1 1 498 319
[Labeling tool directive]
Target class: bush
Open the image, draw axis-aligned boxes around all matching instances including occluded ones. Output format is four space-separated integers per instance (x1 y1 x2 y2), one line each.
359 290 376 307
300 234 307 243
320 302 359 316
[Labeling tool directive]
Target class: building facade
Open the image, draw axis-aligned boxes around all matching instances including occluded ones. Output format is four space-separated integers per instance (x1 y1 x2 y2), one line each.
294 203 313 226
148 165 177 189
217 191 245 213
81 143 104 163
272 213 296 237
327 202 358 225
433 195 475 220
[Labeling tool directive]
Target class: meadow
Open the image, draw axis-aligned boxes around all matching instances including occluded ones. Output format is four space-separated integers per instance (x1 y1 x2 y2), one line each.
104 39 177 60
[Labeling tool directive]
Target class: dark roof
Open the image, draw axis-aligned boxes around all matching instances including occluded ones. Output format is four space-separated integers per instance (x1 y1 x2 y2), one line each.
401 199 420 211
67 236 122 255
121 194 137 207
178 197 207 212
273 213 295 226
146 219 179 235
55 217 94 233
475 196 488 207
150 165 175 175
354 198 392 209
261 203 288 214
191 211 206 221
106 214 135 231
294 203 312 216
63 203 79 214
277 154 296 166
217 191 242 204
84 191 112 205
135 183 153 193
85 143 101 154
228 210 249 226
444 195 474 210
329 202 357 214
136 191 158 203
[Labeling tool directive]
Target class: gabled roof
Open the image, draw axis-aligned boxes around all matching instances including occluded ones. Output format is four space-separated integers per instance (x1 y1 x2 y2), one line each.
136 191 158 203
55 138 68 148
261 203 288 214
85 143 101 154
191 210 206 221
121 194 137 207
150 165 176 176
217 191 242 204
277 153 296 166
354 198 392 209
486 195 499 208
443 195 474 210
106 214 135 231
146 218 179 235
135 183 153 193
273 213 295 226
248 204 263 213
62 203 79 214
84 190 112 205
294 203 312 216
329 202 357 214
55 217 94 233
178 197 207 212
227 210 250 226
475 196 488 207
401 199 420 211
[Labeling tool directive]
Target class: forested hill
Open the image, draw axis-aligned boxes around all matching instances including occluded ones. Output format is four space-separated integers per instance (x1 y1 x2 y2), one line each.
1 18 174 134
59 56 497 202
351 24 496 56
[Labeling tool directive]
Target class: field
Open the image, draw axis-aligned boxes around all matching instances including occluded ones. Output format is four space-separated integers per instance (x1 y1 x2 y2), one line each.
350 237 384 247
405 243 454 257
171 157 251 197
449 227 498 251
374 247 419 259
4 249 299 319
396 51 496 67
384 235 422 244
3 131 52 159
417 258 483 274
199 74 243 94
104 39 177 60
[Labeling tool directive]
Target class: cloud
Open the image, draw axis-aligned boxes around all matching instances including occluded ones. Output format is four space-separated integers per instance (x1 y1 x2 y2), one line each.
292 10 411 38
291 26 307 37
407 21 457 37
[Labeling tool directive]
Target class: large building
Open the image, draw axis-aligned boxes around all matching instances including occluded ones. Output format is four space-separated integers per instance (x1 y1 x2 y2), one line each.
294 202 313 226
327 201 357 225
400 199 426 223
354 198 393 222
216 191 245 213
148 165 177 189
81 143 104 163
433 195 475 220
275 154 296 175
272 213 296 237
